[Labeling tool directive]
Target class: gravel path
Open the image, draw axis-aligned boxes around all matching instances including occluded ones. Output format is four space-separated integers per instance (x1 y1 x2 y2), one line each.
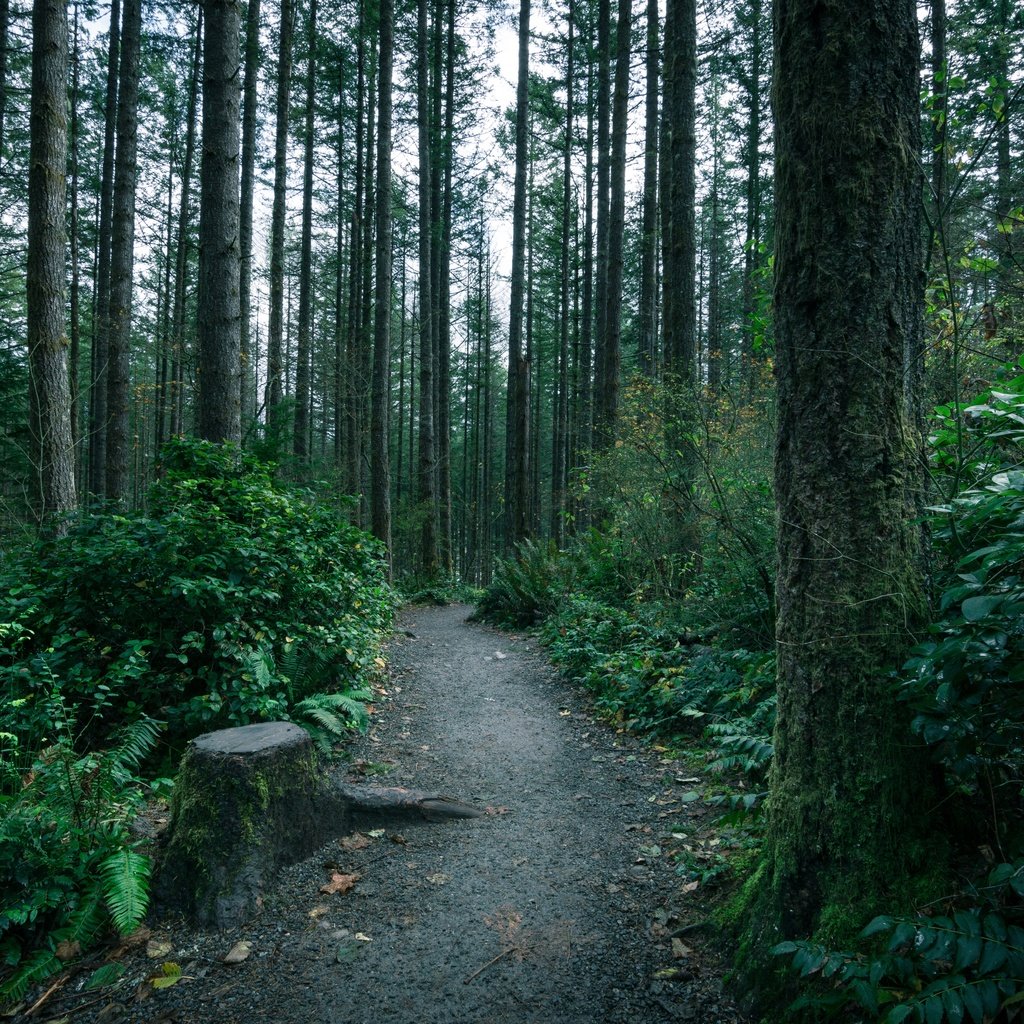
59 605 746 1024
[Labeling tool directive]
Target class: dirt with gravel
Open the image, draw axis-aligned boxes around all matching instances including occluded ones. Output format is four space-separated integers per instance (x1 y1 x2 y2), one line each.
40 604 748 1024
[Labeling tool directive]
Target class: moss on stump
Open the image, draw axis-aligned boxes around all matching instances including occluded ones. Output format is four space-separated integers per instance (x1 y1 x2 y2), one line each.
154 721 326 928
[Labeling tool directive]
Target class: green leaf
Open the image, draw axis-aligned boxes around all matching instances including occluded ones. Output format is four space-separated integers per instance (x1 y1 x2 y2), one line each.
961 595 1002 621
85 963 126 990
863 915 894 937
151 961 182 989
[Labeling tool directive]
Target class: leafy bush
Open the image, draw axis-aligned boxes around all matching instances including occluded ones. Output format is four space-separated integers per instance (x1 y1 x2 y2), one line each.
540 596 775 740
774 861 1024 1023
475 538 580 626
0 438 394 749
0 711 161 1003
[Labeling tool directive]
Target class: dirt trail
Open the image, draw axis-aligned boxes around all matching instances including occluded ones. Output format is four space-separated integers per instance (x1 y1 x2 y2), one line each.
67 605 746 1024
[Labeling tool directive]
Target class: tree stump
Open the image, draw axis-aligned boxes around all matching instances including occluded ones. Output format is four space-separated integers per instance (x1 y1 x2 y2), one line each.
153 721 483 929
154 722 328 928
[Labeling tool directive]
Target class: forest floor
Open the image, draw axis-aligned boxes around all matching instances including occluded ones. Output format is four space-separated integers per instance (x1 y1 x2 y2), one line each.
49 604 748 1024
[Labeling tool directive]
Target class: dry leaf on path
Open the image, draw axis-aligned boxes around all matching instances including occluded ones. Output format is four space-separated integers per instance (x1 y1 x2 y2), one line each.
426 872 450 885
55 939 81 961
146 939 173 959
309 905 330 919
672 939 693 959
484 806 510 816
340 833 371 851
223 941 253 964
321 871 360 895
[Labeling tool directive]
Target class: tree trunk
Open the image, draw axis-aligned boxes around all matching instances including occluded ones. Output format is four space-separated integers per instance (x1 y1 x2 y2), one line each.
503 0 531 550
416 0 438 575
638 0 658 378
660 0 699 564
597 0 630 443
87 0 120 496
293 0 317 464
197 0 242 444
169 9 201 439
238 0 261 429
68 4 81 467
370 0 393 565
104 0 140 502
28 0 76 531
265 0 294 427
759 0 929 944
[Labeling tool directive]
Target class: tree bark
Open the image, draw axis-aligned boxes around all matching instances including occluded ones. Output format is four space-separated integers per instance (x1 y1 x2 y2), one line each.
503 0 531 550
238 0 262 429
104 0 140 502
416 0 438 575
197 0 242 444
87 0 120 496
265 0 294 427
597 0 630 443
169 8 201 438
760 0 929 943
292 0 317 464
638 0 658 378
370 0 393 565
27 0 76 531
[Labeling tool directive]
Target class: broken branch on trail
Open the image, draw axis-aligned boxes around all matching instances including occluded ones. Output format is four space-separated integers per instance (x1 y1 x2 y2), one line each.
153 721 482 928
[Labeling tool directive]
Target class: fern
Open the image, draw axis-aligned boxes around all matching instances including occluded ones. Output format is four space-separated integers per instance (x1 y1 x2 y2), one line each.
0 947 61 1004
291 689 373 752
99 849 151 934
707 722 774 777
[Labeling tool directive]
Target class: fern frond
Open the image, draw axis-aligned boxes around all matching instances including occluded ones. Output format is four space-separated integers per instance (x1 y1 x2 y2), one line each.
99 849 151 934
0 947 60 1004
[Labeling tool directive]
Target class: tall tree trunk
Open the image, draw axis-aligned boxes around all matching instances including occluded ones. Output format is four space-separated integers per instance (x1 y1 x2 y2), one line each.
68 4 81 467
638 0 658 378
597 0 630 443
740 0 763 387
346 0 367 499
28 0 76 531
758 0 929 944
169 8 201 438
265 0 294 426
370 0 393 563
416 0 438 574
87 0 120 496
0 0 9 166
660 0 698 563
436 0 455 573
104 0 140 502
197 0 242 444
293 0 317 463
591 0 610 445
238 0 261 428
504 0 531 549
551 2 573 545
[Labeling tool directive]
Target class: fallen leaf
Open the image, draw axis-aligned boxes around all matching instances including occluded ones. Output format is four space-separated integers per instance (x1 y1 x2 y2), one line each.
494 651 507 660
558 709 571 717
368 829 386 839
146 940 173 959
390 833 407 845
55 939 81 961
672 939 693 959
681 880 700 894
321 872 360 895
124 926 152 947
654 966 689 980
426 872 450 885
340 833 371 851
223 941 253 964
484 806 510 816
308 905 330 919
354 933 373 942
150 962 183 990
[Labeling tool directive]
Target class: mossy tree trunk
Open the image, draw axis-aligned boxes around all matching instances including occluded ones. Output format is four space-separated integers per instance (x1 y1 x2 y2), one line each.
761 0 931 945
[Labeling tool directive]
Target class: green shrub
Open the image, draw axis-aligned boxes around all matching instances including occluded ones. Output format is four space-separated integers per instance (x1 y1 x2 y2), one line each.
475 538 580 626
0 438 394 750
0 710 161 1003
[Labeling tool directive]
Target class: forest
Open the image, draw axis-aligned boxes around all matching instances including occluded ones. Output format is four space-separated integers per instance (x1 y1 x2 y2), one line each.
1 0 1023 1017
